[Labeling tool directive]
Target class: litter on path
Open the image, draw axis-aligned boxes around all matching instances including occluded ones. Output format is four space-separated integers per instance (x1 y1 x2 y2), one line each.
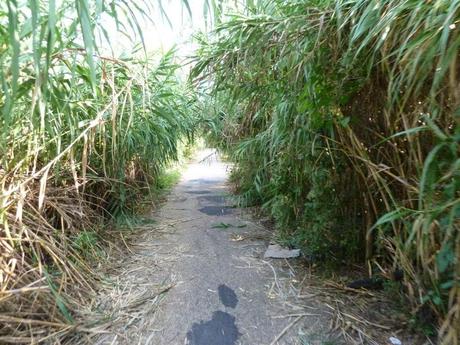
264 244 300 259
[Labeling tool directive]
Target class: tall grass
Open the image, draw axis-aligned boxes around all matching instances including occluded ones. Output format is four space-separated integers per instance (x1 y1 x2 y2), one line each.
192 0 459 343
0 0 197 342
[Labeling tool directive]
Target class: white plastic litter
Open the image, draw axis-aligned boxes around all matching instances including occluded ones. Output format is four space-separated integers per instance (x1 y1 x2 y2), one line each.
389 337 402 345
264 244 300 259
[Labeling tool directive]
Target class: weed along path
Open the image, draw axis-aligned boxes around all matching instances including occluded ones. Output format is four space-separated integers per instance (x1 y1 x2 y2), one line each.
90 149 334 345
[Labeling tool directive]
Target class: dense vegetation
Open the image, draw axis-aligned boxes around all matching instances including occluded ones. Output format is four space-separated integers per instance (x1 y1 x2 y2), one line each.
1 0 459 343
192 1 459 343
0 1 197 342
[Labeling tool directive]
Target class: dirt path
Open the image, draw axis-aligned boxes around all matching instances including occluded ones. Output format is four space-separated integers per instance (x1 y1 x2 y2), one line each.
91 150 334 345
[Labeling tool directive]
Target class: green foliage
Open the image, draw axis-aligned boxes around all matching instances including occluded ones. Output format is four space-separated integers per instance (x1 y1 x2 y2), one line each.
71 230 103 260
193 0 363 261
44 269 75 323
155 169 182 192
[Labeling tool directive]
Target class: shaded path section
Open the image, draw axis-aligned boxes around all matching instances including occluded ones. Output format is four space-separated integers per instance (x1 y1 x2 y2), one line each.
92 150 332 345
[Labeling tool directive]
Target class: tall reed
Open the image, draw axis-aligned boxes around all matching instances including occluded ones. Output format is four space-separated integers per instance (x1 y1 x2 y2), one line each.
192 0 459 342
0 1 197 342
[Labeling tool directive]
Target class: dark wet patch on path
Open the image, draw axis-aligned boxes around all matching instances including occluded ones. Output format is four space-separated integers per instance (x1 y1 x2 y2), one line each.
185 190 212 195
186 311 240 345
198 206 234 216
218 285 238 308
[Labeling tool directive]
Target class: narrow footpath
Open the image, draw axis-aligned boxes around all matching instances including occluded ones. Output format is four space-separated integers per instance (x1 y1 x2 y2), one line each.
92 150 333 345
